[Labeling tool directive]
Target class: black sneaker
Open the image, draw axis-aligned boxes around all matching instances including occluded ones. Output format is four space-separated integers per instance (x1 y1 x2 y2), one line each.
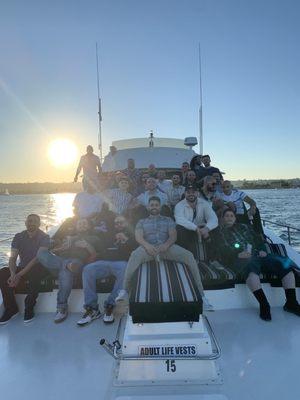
0 309 19 325
283 302 300 316
24 308 35 323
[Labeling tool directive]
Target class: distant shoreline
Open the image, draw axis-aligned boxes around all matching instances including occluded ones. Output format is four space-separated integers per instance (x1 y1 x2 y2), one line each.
0 179 300 195
1 188 299 196
0 182 81 195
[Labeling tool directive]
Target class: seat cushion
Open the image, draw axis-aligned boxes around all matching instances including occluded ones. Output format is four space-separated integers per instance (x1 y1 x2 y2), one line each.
15 276 54 294
129 260 202 323
265 243 288 257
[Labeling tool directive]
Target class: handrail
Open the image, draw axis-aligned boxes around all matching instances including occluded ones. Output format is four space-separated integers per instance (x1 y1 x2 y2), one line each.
262 219 300 245
262 219 300 231
0 237 13 243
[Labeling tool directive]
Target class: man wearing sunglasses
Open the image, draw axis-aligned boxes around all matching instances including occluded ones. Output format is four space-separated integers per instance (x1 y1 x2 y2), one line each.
77 215 136 326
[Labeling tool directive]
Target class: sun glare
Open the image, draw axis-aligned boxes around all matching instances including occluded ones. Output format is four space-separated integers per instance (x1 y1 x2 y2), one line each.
48 139 78 168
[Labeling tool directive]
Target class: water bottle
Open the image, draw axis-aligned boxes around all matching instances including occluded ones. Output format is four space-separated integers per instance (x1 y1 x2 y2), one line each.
246 243 252 254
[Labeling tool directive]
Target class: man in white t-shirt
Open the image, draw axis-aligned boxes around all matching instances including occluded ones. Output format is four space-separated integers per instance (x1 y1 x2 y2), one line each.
137 177 168 207
166 173 185 208
73 186 104 219
215 180 256 216
156 170 172 193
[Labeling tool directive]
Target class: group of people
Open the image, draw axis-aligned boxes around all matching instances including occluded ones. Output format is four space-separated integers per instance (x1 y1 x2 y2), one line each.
1 145 300 326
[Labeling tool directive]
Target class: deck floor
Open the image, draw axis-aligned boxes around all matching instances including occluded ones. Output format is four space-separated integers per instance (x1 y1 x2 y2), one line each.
0 308 299 400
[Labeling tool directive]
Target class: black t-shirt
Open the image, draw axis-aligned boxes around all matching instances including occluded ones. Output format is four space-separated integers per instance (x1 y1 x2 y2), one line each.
197 166 222 180
57 233 102 262
100 229 137 261
11 230 50 268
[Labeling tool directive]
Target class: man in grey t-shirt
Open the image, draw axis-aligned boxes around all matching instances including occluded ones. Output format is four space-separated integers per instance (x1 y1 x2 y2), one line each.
123 196 204 295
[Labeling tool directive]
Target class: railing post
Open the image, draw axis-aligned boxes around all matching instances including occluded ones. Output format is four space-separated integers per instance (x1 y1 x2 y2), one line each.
263 220 266 227
287 226 291 245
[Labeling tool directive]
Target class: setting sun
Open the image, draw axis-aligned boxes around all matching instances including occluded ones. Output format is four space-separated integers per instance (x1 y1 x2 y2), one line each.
47 139 78 168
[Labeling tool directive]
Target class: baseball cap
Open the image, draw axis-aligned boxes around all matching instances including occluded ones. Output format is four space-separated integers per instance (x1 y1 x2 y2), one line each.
185 184 198 192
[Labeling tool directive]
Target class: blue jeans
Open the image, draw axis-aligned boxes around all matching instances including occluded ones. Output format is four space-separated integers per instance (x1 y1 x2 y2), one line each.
82 260 127 310
37 249 83 311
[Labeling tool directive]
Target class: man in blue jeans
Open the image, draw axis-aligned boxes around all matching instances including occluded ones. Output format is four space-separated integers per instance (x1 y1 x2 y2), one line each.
77 215 136 326
37 218 102 323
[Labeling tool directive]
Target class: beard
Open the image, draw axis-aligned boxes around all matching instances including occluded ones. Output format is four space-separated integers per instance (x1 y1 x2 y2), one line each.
27 226 38 232
149 208 159 215
186 195 196 203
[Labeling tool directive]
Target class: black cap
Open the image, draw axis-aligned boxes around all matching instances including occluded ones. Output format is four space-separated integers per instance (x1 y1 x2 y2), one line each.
185 184 198 192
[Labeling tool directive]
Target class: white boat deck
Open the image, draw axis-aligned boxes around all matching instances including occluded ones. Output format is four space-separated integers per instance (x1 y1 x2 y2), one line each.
1 307 299 400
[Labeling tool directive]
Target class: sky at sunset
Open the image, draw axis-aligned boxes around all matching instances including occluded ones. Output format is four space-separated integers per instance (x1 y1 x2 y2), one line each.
0 0 300 182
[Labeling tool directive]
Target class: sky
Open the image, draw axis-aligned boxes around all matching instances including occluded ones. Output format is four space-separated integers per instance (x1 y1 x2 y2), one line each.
0 0 300 182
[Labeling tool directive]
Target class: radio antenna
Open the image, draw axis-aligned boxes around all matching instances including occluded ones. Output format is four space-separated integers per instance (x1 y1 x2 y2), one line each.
198 42 203 154
96 42 103 163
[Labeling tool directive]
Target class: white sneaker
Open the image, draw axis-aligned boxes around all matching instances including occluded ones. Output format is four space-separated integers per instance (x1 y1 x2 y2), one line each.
115 290 128 303
77 309 101 326
103 313 115 324
103 304 115 324
202 296 214 312
54 310 68 324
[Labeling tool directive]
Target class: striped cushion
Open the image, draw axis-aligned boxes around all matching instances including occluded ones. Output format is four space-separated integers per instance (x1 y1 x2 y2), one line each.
265 243 288 257
129 260 202 323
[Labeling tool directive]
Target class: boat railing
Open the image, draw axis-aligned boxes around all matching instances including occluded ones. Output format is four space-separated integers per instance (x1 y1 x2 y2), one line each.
0 237 13 243
262 219 300 245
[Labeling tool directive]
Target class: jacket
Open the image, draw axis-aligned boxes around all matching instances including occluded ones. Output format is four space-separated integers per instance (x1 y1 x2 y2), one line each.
174 198 218 232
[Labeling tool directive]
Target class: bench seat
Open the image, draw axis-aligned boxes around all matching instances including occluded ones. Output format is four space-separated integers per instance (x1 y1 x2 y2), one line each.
15 243 300 295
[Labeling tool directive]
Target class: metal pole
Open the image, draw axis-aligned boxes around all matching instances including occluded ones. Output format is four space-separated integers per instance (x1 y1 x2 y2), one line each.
96 43 103 164
287 226 291 245
198 43 203 155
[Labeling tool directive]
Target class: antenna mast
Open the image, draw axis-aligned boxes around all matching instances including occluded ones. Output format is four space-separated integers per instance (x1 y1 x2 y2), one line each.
198 43 203 155
96 43 103 164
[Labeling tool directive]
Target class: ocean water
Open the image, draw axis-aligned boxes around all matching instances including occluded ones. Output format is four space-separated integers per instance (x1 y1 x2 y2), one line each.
0 189 299 266
245 188 300 249
0 193 75 267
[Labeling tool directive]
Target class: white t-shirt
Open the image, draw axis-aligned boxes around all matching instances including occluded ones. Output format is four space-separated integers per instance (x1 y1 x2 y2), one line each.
166 185 185 206
73 192 104 218
157 179 172 193
215 189 247 214
137 190 168 207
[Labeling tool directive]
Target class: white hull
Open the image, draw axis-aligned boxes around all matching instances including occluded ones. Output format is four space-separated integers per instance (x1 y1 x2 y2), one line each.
1 305 300 400
1 227 299 399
